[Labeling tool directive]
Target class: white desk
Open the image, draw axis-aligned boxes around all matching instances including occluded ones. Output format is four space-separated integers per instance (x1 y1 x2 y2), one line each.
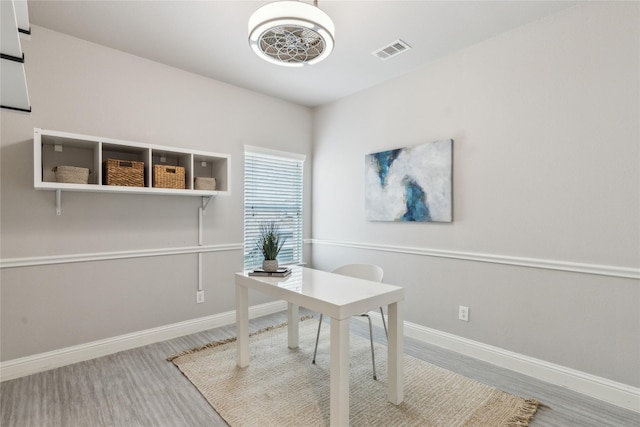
235 266 404 426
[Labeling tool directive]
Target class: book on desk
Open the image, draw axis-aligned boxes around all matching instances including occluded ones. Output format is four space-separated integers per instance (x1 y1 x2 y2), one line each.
248 267 292 278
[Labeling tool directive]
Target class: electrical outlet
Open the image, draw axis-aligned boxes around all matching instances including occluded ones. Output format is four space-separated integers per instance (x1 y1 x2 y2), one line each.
196 290 205 304
458 305 469 322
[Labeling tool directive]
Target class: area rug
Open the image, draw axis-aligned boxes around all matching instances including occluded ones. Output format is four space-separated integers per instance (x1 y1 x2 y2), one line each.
168 320 539 426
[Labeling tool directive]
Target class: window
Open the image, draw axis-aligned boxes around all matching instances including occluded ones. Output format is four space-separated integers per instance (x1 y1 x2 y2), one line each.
243 146 304 269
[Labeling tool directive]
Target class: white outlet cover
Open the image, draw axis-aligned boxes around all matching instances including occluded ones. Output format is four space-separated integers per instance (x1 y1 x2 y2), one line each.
459 306 469 321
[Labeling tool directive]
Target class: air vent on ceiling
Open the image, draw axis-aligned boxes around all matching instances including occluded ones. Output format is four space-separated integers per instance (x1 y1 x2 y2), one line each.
372 39 412 61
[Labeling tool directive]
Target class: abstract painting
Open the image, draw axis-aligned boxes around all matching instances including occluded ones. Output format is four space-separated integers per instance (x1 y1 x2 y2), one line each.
365 139 453 222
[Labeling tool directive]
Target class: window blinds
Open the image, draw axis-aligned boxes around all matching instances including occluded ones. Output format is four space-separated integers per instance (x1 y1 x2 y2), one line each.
243 150 304 269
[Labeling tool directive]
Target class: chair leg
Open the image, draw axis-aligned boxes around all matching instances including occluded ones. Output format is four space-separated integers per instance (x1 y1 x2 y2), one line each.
365 314 377 380
314 312 378 380
312 313 323 364
380 307 388 340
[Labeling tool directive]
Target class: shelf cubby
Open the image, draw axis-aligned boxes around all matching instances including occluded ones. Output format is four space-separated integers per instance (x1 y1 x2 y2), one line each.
39 132 100 185
151 149 191 189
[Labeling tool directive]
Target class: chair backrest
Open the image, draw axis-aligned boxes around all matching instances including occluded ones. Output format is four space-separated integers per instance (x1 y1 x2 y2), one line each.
331 264 384 283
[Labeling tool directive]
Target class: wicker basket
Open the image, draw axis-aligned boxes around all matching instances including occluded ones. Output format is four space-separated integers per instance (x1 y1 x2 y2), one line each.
153 165 185 189
53 166 90 184
104 159 144 187
194 177 216 191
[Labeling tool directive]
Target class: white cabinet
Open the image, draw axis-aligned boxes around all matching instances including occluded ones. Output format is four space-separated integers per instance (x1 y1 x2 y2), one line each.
34 128 230 213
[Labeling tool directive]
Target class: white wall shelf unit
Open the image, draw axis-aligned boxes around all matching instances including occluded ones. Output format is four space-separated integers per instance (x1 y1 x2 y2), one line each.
34 128 230 214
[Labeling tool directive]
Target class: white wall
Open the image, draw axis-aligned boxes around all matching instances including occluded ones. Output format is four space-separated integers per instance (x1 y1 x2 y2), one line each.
0 26 313 361
1 1 638 407
311 2 639 388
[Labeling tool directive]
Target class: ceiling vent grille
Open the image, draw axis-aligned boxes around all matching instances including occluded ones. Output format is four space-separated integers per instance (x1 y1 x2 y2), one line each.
372 39 412 61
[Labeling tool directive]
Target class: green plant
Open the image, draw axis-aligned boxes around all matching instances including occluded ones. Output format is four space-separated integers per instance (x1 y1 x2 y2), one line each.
256 221 287 260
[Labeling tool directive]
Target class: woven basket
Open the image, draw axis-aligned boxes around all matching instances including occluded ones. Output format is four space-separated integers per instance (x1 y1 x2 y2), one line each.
153 165 185 189
104 159 144 187
53 166 90 184
194 177 216 191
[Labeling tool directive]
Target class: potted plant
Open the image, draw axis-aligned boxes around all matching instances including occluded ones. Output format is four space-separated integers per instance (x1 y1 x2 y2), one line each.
256 221 287 272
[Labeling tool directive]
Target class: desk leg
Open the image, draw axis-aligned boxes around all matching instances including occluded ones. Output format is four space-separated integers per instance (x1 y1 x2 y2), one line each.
287 302 299 349
330 317 349 426
236 284 249 368
387 300 404 404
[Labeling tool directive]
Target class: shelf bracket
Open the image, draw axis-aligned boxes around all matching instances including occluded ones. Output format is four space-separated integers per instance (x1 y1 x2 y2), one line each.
55 189 62 216
198 195 216 245
201 196 213 214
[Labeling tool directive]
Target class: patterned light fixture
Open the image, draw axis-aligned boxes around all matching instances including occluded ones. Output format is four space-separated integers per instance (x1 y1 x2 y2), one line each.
248 1 335 67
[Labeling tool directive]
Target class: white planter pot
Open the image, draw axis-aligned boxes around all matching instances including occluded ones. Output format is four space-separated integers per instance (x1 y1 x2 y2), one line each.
262 259 279 272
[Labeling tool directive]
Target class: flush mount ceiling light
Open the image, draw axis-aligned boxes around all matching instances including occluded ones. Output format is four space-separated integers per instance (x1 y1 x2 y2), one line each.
248 0 335 67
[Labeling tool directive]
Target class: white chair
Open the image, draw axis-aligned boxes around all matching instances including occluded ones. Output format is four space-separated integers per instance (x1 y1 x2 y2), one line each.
311 264 388 380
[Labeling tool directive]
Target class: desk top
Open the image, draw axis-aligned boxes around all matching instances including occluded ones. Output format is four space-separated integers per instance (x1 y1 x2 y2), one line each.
236 266 404 320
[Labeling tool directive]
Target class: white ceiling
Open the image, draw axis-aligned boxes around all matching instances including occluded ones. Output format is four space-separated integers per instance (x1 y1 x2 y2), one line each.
28 0 577 108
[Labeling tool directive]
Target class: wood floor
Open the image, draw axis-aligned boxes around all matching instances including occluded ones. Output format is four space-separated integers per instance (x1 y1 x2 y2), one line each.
2 309 638 426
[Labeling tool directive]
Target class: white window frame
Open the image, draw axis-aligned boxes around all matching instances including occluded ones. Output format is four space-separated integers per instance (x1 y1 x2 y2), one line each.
243 145 305 269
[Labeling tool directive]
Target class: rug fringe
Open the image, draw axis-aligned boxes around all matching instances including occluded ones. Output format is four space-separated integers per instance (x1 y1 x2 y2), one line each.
166 315 314 362
505 398 540 426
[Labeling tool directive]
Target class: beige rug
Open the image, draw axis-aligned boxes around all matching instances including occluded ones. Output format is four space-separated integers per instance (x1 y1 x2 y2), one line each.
168 320 539 426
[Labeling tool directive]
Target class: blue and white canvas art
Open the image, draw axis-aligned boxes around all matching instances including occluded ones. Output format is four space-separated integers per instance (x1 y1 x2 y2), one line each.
365 140 453 222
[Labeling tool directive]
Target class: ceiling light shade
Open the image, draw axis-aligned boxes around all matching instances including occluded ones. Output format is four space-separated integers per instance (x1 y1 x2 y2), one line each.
248 1 335 67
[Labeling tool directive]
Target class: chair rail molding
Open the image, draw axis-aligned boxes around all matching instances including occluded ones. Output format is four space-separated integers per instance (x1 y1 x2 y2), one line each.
0 243 243 269
4 239 635 279
310 239 640 280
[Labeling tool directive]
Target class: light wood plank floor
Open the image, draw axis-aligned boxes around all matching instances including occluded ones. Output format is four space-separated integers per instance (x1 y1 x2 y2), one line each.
2 309 638 426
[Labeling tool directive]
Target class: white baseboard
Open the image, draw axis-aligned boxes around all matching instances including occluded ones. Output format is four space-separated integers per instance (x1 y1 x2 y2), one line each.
364 311 640 413
0 300 287 382
3 303 637 414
